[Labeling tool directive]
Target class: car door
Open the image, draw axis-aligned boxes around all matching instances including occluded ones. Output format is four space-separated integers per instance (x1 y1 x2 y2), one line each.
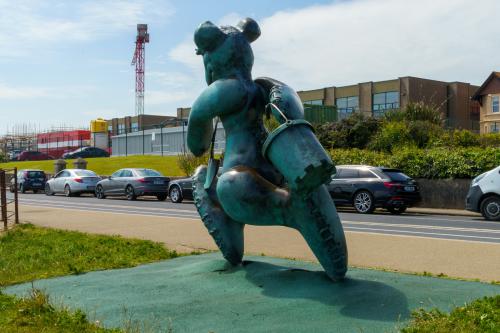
52 171 67 192
105 170 123 195
338 168 360 202
119 169 134 194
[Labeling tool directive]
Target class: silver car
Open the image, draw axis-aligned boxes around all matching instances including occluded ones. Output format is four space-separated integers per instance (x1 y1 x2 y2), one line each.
45 169 101 197
95 168 170 201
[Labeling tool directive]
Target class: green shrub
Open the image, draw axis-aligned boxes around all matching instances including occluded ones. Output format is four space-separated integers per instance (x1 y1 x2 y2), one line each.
315 113 381 149
408 121 444 148
368 121 412 152
177 153 209 176
330 147 500 179
480 133 500 147
385 102 443 125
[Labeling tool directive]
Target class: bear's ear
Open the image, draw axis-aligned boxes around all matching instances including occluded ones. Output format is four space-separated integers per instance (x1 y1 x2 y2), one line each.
237 18 260 43
194 21 226 53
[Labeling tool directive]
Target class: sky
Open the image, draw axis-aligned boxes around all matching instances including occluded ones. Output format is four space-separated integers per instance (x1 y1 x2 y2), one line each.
0 0 499 134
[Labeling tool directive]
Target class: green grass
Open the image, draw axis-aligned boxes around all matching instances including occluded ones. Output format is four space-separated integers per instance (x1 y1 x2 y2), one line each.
402 295 500 333
0 224 178 287
0 155 186 177
0 224 178 332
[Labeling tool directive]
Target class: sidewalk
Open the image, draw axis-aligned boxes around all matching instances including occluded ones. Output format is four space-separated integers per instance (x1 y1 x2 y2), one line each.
19 204 500 282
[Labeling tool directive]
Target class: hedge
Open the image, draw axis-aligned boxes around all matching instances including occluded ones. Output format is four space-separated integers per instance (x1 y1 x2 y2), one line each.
330 147 500 179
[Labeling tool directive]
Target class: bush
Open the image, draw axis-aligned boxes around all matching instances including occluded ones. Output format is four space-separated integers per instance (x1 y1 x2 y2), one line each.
480 133 500 147
368 121 412 152
0 153 6 163
315 113 381 149
330 147 500 179
385 102 443 125
177 153 209 176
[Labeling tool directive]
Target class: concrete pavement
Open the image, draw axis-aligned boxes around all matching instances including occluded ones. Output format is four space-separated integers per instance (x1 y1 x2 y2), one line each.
19 204 500 282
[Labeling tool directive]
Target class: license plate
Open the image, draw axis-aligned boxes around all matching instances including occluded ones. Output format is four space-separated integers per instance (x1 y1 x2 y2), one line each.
404 186 415 192
154 180 164 185
32 183 41 186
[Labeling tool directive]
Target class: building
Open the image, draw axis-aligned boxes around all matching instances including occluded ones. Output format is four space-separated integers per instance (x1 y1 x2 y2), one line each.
471 72 500 134
297 76 479 131
106 114 179 136
37 130 91 158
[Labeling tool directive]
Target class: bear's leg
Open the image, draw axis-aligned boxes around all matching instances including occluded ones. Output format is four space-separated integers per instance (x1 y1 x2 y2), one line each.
292 185 348 281
193 166 244 265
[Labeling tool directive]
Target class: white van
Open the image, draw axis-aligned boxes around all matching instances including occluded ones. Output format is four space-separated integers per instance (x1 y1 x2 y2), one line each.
466 166 500 220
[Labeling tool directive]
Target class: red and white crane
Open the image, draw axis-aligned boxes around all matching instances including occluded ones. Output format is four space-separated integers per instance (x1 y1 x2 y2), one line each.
131 24 149 116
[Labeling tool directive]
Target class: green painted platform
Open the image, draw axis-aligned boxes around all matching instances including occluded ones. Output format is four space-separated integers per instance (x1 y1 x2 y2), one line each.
5 253 500 332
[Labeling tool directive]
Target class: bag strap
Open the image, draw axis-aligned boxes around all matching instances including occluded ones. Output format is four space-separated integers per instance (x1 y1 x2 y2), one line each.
209 118 219 160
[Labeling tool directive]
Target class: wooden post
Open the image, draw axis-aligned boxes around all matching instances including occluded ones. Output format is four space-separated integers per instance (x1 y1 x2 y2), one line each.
0 169 7 230
13 167 19 224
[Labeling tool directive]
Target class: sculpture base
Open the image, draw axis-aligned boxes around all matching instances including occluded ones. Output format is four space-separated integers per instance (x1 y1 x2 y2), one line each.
5 253 500 333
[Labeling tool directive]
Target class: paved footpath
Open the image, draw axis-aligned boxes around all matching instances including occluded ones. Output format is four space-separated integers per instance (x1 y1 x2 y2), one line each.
19 204 500 282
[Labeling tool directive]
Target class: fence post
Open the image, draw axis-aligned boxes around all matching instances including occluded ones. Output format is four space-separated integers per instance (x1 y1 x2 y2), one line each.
125 131 128 157
142 128 145 155
13 167 18 224
0 169 7 230
160 126 164 156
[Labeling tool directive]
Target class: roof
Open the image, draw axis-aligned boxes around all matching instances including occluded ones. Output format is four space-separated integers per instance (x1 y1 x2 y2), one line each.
471 71 500 101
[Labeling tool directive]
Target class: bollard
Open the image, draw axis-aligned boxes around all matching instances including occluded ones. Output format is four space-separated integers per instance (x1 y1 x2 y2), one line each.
54 159 67 174
73 157 88 169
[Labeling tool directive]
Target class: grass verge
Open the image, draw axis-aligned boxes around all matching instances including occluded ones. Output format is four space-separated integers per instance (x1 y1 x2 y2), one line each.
402 295 500 333
0 155 185 177
0 224 178 332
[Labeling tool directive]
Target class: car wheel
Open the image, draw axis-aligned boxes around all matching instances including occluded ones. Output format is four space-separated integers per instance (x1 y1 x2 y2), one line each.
20 183 26 194
45 184 54 196
95 185 106 199
9 185 14 193
480 196 500 221
387 206 407 215
353 190 375 214
126 185 137 201
64 184 72 197
156 193 168 201
169 186 183 203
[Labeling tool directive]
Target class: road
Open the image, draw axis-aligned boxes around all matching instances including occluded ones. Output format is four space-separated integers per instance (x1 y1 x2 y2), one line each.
12 192 500 244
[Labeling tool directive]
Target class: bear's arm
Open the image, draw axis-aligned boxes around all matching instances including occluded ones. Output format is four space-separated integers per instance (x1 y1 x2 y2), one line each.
187 79 249 156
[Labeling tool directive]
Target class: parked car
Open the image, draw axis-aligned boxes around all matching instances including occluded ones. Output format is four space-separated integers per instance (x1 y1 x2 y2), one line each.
17 151 54 161
62 147 109 159
466 166 500 220
95 168 170 201
168 177 194 203
328 165 421 214
9 169 47 193
45 169 101 197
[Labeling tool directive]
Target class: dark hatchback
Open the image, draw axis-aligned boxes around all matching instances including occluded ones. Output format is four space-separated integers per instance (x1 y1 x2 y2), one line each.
10 169 47 193
328 165 421 214
168 177 193 203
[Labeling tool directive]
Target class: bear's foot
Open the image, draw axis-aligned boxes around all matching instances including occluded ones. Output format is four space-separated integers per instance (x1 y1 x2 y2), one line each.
193 166 245 265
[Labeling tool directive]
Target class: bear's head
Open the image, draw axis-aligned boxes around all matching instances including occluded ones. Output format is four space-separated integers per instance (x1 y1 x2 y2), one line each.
194 18 260 85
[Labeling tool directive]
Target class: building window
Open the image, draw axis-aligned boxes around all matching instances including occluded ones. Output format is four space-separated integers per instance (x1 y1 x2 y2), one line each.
372 91 399 117
108 125 113 133
118 124 125 134
490 122 500 133
131 122 139 132
336 96 359 119
492 96 499 113
304 99 323 106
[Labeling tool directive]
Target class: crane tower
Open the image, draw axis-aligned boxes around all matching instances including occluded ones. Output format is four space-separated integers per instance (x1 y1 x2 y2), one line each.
131 24 149 116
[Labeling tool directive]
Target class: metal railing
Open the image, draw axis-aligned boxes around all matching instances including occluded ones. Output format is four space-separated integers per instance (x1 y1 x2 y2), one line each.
0 167 19 230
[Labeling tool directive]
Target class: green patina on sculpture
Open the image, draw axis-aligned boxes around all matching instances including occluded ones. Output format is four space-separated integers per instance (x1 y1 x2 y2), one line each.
188 18 348 281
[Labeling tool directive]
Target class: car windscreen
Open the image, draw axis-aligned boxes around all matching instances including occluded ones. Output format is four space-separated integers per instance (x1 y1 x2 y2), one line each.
135 169 162 177
73 170 97 177
382 170 411 181
27 171 45 178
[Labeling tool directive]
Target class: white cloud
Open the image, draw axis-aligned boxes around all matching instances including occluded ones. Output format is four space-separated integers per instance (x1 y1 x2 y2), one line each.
169 0 500 96
0 83 96 99
0 0 174 59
